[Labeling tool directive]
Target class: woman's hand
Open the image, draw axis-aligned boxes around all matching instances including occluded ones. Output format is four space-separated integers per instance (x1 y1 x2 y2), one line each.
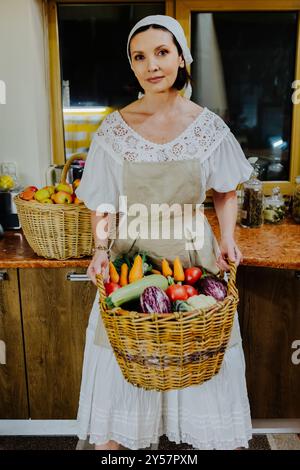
217 236 243 271
87 250 110 286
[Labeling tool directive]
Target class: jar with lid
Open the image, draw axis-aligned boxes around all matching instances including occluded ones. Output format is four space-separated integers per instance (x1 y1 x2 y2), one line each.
263 186 286 224
292 176 300 223
240 168 263 228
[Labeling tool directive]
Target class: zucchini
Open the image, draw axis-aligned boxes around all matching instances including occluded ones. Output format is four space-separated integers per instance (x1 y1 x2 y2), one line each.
105 274 168 309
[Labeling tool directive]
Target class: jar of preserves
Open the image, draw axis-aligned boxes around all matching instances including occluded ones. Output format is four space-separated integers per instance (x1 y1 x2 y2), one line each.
240 168 263 228
263 186 286 224
292 176 300 223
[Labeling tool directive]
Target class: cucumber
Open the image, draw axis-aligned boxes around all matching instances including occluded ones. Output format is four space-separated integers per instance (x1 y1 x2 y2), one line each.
105 274 168 308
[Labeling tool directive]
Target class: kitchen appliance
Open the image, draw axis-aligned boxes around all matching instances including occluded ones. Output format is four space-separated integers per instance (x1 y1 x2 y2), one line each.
0 161 22 230
0 189 21 229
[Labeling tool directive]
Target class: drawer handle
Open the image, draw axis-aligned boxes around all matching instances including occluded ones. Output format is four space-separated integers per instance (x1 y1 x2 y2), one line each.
66 273 90 282
0 340 6 365
0 272 8 281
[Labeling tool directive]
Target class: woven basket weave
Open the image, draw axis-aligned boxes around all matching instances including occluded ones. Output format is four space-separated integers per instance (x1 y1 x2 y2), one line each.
96 261 239 391
14 154 93 259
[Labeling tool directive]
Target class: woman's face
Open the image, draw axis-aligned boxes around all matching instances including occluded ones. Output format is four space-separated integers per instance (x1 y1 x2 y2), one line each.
129 28 184 95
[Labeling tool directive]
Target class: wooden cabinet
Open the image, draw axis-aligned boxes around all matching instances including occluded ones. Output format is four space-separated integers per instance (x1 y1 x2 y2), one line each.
0 269 28 418
237 266 300 419
19 267 96 419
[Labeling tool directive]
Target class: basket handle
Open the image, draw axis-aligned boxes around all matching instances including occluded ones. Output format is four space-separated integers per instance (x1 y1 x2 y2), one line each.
60 153 87 185
227 260 238 299
96 273 108 312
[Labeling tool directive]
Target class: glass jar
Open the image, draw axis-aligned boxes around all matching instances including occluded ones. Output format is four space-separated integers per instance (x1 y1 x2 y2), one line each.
240 169 263 228
263 186 286 224
292 176 300 223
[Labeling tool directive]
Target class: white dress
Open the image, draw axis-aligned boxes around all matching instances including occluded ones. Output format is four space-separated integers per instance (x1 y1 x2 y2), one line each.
75 107 253 450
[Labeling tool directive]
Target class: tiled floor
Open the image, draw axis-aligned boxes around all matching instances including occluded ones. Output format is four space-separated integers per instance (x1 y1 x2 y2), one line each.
0 434 299 450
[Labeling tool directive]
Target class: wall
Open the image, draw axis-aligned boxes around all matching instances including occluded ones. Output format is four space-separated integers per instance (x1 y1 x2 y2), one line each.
0 0 51 188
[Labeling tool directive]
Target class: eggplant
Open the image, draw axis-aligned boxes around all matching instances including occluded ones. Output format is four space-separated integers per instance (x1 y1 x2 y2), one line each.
197 276 227 301
140 286 171 314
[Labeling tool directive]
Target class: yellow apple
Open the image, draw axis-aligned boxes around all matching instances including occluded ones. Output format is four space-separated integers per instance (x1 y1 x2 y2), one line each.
34 188 51 202
41 198 54 204
56 183 73 195
52 190 73 204
43 185 55 196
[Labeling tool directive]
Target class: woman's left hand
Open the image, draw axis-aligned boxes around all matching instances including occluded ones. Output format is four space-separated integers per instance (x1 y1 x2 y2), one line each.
217 236 243 271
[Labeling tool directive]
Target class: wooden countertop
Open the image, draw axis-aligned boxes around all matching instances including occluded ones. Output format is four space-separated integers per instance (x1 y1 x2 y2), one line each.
0 210 299 269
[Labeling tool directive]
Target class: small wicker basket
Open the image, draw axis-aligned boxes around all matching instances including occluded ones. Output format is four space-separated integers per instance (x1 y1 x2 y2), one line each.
14 154 93 259
96 261 239 391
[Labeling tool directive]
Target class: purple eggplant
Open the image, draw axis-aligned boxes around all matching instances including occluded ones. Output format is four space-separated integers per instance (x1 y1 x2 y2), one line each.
140 286 171 314
197 276 227 301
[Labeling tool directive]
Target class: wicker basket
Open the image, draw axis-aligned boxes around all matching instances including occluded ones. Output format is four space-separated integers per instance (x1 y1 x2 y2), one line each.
96 261 239 391
14 154 93 259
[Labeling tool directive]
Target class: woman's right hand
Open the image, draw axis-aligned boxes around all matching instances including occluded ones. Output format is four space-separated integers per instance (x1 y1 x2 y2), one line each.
87 250 110 286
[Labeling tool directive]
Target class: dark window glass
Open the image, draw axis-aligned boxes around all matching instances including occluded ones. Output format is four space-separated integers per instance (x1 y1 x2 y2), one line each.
191 12 297 181
57 2 164 158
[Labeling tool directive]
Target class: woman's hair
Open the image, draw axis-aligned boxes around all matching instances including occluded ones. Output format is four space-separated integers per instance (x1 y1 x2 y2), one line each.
127 24 193 95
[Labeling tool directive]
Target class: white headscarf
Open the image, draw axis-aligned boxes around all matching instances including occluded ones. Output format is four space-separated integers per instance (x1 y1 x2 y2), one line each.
127 15 193 100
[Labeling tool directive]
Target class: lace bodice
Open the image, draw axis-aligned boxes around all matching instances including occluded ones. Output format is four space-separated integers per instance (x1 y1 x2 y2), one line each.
76 107 253 212
95 107 230 163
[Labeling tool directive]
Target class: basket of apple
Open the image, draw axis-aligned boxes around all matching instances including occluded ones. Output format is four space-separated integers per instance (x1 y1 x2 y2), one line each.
14 154 93 259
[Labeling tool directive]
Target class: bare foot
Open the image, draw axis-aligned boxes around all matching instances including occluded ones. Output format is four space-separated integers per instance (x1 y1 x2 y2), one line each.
95 440 121 450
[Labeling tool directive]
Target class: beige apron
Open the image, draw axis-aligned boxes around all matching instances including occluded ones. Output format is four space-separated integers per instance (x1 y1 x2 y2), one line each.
94 158 240 349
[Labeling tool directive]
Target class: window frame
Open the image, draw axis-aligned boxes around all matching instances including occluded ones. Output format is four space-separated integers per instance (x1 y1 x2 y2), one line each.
47 0 174 165
176 0 300 194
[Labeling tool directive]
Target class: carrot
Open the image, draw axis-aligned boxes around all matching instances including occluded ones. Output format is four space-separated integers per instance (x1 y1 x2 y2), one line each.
120 263 128 286
151 268 162 275
173 257 185 282
129 255 143 283
161 259 173 277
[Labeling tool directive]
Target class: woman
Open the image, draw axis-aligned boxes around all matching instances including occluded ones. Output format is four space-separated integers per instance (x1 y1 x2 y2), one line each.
75 15 253 450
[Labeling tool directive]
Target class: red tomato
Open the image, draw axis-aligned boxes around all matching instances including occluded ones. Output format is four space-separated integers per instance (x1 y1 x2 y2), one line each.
166 284 188 301
104 282 121 295
184 267 202 285
183 284 198 297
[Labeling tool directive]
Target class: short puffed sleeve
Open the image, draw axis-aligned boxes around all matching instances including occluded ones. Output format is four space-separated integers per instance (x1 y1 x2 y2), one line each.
203 131 253 193
75 138 123 212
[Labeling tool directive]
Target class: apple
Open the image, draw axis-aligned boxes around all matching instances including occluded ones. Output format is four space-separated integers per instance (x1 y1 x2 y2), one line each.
56 183 73 195
23 185 38 193
52 190 73 204
41 198 54 204
20 190 35 201
74 196 83 205
72 179 81 190
43 185 55 196
34 188 51 202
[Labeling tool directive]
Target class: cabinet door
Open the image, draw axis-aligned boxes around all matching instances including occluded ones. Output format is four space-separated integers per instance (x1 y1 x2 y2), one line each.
19 267 96 419
0 269 28 418
238 266 300 419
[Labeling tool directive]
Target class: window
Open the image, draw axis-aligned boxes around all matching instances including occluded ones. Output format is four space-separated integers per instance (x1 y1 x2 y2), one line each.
48 1 168 162
177 0 300 193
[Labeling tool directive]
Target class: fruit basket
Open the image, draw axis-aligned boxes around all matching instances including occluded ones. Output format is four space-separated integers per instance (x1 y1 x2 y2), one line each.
14 154 93 259
96 259 239 392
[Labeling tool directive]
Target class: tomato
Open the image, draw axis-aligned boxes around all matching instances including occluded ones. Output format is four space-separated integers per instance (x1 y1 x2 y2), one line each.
104 282 121 295
183 284 198 298
184 267 202 285
166 284 188 301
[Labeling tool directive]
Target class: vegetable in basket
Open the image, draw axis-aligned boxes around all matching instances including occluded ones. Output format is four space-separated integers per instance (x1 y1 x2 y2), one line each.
197 276 227 301
173 294 217 312
140 286 171 313
105 274 168 308
184 267 202 285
